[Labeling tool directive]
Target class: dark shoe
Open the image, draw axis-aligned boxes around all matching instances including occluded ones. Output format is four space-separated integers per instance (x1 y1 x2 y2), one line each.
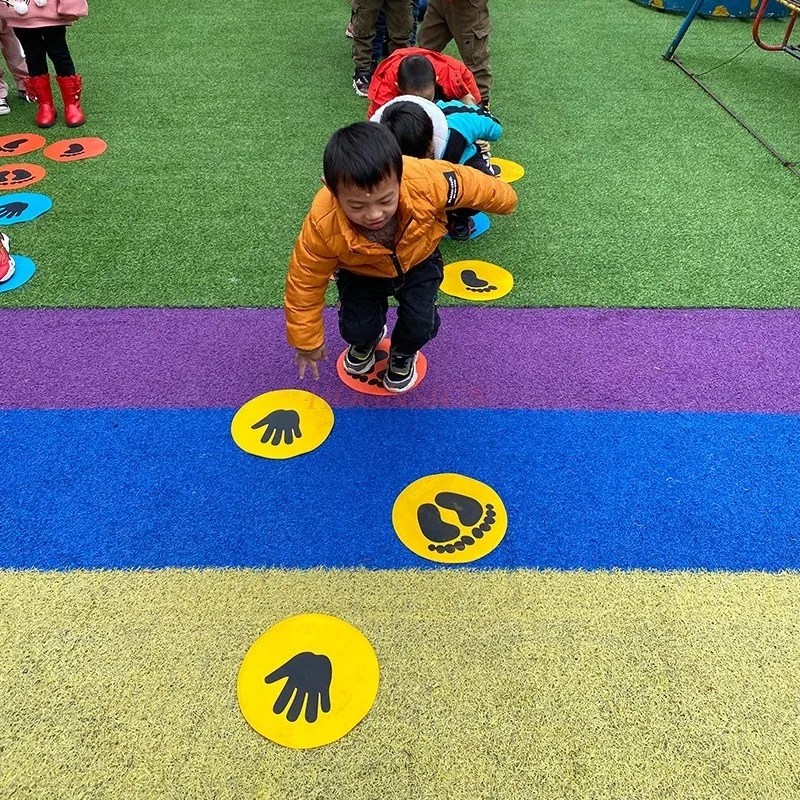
384 350 419 393
343 324 387 375
353 71 372 97
448 216 474 241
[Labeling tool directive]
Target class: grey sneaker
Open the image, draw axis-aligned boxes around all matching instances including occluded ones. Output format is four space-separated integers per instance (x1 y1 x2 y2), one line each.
0 98 10 116
383 350 419 393
343 324 387 376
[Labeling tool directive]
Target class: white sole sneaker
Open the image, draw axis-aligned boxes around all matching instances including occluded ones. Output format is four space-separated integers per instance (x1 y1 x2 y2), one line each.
343 325 387 376
383 353 419 394
0 100 10 116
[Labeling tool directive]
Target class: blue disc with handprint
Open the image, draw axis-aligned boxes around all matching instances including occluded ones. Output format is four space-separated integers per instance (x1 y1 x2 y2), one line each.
0 193 53 226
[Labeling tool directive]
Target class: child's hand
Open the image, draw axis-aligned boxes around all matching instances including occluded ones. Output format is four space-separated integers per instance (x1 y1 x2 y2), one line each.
460 93 477 106
295 345 327 380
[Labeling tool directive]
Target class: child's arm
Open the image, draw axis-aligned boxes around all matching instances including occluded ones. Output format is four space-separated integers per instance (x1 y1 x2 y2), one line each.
432 160 517 215
285 215 339 376
473 108 502 142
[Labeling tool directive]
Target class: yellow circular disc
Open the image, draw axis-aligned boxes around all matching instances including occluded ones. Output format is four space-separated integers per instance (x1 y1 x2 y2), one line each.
237 613 380 749
440 260 514 301
231 389 334 460
392 473 508 564
490 157 525 183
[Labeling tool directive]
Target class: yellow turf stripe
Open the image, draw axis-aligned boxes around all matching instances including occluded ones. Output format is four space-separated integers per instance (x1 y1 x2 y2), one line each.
1 570 799 799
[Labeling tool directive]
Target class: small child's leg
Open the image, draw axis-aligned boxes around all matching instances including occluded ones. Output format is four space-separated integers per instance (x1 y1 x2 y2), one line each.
337 270 390 349
391 249 443 356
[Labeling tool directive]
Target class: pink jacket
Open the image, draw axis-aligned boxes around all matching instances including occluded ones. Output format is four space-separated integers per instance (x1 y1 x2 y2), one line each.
0 0 88 28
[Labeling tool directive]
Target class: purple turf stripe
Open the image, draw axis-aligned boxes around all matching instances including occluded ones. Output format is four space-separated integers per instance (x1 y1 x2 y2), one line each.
1 307 799 412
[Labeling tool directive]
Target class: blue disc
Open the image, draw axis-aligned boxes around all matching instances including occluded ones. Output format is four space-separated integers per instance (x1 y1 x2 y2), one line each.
445 212 490 241
0 255 36 293
0 193 53 226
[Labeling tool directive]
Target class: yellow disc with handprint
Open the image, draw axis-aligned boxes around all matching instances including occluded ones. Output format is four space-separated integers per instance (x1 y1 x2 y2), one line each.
238 613 380 749
392 473 508 564
231 389 334 460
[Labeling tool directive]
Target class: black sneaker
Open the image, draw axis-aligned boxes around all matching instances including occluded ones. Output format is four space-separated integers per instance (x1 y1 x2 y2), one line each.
343 325 387 375
448 216 475 241
353 71 372 97
384 350 419 393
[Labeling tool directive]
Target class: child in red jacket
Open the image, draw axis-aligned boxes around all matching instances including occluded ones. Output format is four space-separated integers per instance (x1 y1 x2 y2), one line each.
366 46 480 117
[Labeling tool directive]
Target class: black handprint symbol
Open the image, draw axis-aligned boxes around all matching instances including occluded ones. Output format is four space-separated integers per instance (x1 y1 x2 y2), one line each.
251 409 302 445
460 269 497 294
0 202 27 219
62 143 85 158
265 652 332 723
0 139 28 153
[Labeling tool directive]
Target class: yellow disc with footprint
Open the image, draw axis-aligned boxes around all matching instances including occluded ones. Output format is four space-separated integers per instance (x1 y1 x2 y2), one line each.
392 473 508 564
490 157 525 183
238 613 380 749
441 260 513 301
231 389 334 460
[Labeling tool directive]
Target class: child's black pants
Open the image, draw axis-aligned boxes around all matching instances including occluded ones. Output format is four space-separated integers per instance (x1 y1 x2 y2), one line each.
337 249 443 357
13 26 75 78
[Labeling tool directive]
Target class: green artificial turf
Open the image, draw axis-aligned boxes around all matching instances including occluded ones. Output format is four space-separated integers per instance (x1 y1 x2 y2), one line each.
1 0 799 309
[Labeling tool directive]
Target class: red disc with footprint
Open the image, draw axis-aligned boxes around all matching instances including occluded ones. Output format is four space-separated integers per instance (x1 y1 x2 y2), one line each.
0 134 46 157
0 163 46 190
43 137 107 163
336 336 428 396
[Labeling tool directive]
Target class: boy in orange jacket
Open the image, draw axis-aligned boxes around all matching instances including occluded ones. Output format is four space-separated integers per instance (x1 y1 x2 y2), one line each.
285 122 517 393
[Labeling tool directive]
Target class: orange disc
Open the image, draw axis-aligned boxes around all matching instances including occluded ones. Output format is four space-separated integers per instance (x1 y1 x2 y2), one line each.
0 163 46 190
0 134 46 157
43 137 108 163
336 338 428 396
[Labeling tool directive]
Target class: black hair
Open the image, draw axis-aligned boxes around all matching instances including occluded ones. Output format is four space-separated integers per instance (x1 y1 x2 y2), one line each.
380 102 434 159
397 54 436 95
323 122 403 195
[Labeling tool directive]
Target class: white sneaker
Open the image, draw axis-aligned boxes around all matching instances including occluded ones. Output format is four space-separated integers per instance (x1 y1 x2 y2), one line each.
0 99 10 115
0 232 15 283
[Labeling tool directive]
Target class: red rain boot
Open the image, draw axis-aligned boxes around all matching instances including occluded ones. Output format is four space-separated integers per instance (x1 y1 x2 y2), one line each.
56 74 85 127
23 74 57 129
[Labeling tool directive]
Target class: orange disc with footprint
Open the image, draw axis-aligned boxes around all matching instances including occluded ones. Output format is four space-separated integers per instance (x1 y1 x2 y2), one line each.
336 336 428 396
0 163 46 190
43 137 107 163
0 134 46 157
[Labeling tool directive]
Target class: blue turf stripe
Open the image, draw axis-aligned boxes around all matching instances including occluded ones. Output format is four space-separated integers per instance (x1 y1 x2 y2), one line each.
1 408 799 571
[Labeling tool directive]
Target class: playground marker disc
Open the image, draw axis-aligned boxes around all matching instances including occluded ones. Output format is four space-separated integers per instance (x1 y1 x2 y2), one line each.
238 613 380 749
392 473 508 564
336 337 428 396
490 157 525 183
231 389 334 460
0 193 52 226
441 259 513 301
43 137 108 162
0 255 35 293
0 134 46 157
0 163 45 190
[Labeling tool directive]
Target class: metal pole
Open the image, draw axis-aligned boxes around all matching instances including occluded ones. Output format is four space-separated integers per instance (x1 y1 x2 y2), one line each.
663 0 707 61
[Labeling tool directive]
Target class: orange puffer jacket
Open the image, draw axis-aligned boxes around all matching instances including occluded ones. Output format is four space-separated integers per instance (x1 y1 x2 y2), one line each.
285 156 517 351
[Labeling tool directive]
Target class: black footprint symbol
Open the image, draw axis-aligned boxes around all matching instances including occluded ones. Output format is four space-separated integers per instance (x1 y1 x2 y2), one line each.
460 269 497 294
355 347 389 385
1 139 27 153
10 169 32 185
417 492 497 554
62 143 85 158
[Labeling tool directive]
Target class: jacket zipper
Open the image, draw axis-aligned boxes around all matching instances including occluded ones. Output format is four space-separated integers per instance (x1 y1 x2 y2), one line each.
389 217 413 278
